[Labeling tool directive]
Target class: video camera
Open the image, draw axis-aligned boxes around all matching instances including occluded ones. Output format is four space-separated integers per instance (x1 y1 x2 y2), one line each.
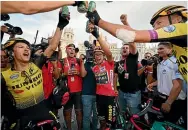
84 40 94 62
141 55 161 66
31 37 49 58
31 37 58 61
31 37 49 52
4 23 23 35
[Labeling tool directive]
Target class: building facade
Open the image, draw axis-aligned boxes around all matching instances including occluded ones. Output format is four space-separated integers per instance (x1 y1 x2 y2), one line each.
59 28 157 61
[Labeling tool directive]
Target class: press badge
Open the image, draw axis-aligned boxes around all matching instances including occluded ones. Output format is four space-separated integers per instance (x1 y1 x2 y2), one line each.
124 73 129 79
71 77 74 82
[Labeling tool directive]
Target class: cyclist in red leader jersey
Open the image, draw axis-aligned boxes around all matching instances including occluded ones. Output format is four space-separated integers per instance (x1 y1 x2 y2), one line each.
87 22 117 130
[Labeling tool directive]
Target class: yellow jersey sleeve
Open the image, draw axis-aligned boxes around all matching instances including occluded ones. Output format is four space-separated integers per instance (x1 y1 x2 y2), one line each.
149 23 187 47
149 23 187 82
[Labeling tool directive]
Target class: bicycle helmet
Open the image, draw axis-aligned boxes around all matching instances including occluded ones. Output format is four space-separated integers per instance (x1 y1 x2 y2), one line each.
150 5 187 25
3 37 30 51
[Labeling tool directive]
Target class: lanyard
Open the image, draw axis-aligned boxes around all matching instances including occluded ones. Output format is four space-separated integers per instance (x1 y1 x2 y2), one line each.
123 60 127 71
65 58 76 69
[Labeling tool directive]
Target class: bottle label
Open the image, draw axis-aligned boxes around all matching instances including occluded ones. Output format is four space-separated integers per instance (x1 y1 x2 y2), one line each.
88 1 96 12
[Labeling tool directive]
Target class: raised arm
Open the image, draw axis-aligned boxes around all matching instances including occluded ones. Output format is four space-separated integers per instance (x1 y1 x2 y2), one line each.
1 1 88 15
43 9 69 58
97 36 113 62
87 10 153 43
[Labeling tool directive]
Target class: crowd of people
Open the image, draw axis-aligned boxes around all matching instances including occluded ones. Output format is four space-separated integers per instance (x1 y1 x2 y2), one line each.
0 1 187 130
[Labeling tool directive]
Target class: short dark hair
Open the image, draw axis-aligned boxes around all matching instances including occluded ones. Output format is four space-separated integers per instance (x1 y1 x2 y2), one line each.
75 47 79 53
158 42 173 48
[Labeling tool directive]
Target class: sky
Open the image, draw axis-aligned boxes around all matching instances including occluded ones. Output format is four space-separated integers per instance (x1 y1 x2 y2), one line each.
1 1 187 48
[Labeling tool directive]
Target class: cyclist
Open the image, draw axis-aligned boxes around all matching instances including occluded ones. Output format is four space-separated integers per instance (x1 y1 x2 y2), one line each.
87 22 117 130
86 5 187 82
1 9 70 130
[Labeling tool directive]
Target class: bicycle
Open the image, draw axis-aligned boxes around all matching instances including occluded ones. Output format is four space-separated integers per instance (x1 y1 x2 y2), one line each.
24 119 60 130
108 92 185 130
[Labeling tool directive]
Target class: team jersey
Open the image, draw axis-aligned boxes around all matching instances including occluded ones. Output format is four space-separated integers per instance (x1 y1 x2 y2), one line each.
1 55 47 109
42 61 55 99
92 61 116 96
60 57 82 93
149 23 187 82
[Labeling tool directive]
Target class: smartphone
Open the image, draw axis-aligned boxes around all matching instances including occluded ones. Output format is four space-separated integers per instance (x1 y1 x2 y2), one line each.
71 63 75 69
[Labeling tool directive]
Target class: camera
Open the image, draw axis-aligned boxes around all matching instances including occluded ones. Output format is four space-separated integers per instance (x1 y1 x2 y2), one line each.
1 14 10 21
4 23 23 35
31 37 49 59
84 40 94 62
141 55 161 66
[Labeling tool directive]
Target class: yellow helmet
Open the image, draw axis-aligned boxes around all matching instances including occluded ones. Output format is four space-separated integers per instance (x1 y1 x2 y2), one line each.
3 37 30 50
150 5 187 25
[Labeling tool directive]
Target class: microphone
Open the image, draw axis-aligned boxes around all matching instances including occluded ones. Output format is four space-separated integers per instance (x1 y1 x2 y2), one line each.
84 41 90 48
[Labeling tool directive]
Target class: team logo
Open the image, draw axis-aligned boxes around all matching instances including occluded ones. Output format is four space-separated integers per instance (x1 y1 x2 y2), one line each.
162 69 167 74
100 66 106 72
29 67 34 74
163 25 176 33
10 73 19 79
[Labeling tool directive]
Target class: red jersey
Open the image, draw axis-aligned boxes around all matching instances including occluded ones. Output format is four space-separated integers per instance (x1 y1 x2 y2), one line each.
42 61 55 99
60 58 82 93
92 61 116 96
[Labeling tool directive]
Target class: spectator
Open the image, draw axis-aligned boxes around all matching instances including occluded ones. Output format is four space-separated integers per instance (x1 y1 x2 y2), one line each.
0 47 10 71
114 43 141 114
59 43 82 130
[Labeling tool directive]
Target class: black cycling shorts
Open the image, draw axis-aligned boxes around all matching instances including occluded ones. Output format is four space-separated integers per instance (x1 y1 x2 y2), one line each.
64 92 82 111
16 100 58 129
96 95 116 123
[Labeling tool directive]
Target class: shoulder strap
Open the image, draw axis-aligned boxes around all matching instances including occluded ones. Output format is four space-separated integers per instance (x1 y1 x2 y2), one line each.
59 58 65 67
76 58 80 65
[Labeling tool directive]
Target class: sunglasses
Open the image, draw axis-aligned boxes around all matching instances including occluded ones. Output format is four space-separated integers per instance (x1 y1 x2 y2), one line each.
145 56 150 59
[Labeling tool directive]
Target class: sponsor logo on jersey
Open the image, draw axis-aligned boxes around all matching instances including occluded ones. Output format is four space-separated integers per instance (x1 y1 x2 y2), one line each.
10 73 19 79
163 25 176 33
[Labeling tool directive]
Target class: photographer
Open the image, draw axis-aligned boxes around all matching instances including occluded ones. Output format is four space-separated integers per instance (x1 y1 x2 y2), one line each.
1 24 23 43
1 8 70 130
1 1 88 14
80 42 98 130
139 52 154 91
147 42 187 125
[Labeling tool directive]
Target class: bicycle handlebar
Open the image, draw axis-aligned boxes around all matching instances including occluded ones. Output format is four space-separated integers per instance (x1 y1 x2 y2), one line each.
130 98 164 130
25 119 57 130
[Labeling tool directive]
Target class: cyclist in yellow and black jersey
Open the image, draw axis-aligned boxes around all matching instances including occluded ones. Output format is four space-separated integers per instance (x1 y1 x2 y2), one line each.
1 8 70 130
86 5 187 82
